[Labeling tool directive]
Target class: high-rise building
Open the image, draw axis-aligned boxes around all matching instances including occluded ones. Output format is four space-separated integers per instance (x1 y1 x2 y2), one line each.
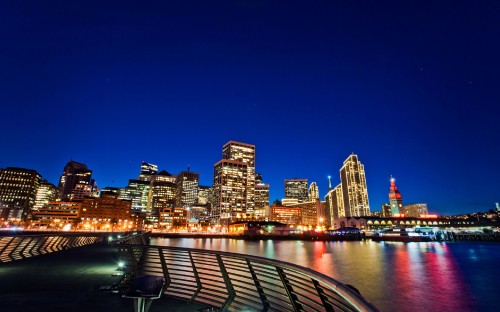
119 179 150 211
176 169 199 208
0 167 41 220
138 161 158 182
57 161 92 201
308 182 319 202
222 141 256 212
150 170 177 213
34 180 56 211
255 183 270 210
212 141 256 224
284 179 308 203
388 177 403 216
340 154 370 217
324 183 345 227
255 173 263 184
197 186 211 205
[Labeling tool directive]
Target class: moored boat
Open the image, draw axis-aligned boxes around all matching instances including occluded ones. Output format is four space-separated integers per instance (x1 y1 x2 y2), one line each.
371 227 434 242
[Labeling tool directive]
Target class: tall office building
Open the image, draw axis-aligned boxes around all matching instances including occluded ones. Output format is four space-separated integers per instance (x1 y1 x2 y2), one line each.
324 184 344 227
0 167 41 220
388 177 403 216
119 179 150 211
57 160 93 201
284 179 308 203
138 162 158 182
255 183 270 210
176 169 199 208
34 180 56 211
340 154 370 217
308 182 319 202
150 170 177 213
212 141 256 224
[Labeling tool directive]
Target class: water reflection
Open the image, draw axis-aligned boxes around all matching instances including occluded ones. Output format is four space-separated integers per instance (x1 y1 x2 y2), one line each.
151 238 495 311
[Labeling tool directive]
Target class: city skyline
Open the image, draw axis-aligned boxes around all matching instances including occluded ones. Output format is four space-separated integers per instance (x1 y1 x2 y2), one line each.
1 1 499 215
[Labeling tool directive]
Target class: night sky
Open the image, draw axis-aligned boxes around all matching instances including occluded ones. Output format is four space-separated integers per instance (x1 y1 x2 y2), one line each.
1 1 499 215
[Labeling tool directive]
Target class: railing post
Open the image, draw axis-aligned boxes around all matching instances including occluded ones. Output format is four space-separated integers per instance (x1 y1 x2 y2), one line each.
276 267 302 312
312 279 335 312
188 250 202 302
216 254 236 311
246 259 269 311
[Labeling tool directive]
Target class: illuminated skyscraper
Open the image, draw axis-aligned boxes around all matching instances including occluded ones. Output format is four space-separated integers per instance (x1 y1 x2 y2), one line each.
340 154 370 217
212 141 256 224
57 160 93 201
308 182 319 202
34 180 56 211
255 183 270 210
284 179 308 203
176 169 199 208
0 167 41 220
324 183 344 227
138 162 158 182
150 170 177 213
388 177 403 216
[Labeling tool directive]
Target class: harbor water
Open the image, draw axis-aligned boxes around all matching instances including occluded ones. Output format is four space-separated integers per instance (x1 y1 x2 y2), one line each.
150 238 499 311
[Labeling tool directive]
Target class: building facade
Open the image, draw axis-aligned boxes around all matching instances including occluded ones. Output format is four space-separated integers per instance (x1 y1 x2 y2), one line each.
340 154 370 217
0 167 41 221
324 184 345 228
57 161 93 201
176 169 199 208
212 141 256 224
389 177 403 216
34 180 56 211
308 182 319 202
284 179 308 203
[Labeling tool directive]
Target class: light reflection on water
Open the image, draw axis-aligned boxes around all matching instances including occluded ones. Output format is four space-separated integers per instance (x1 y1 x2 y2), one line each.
151 238 498 311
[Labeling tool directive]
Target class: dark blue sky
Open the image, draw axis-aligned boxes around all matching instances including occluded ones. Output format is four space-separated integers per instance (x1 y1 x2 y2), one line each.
1 1 499 215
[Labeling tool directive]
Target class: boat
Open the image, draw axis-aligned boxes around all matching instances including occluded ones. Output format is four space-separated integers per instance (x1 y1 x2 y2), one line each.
371 227 434 242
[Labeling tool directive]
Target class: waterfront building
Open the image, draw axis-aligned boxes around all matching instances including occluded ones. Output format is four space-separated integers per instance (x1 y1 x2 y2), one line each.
138 161 158 182
172 207 188 228
158 207 173 229
340 154 370 217
176 169 199 208
285 201 320 227
57 160 93 202
255 183 270 211
197 185 211 205
150 170 177 213
270 204 302 225
381 204 392 218
212 141 256 224
389 177 403 216
119 179 150 211
401 203 428 218
0 167 41 221
34 180 56 211
31 201 81 228
284 179 308 203
324 184 345 228
80 193 132 230
308 182 319 202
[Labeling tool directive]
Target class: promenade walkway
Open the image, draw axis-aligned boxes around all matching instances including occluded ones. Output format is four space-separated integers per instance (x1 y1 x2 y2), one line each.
0 244 210 312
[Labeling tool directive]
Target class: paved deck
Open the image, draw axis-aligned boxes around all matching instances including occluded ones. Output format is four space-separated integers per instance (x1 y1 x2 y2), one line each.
0 244 210 312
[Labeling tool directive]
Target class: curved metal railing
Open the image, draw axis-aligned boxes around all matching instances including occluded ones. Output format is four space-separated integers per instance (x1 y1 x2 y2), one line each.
0 233 104 263
118 245 378 312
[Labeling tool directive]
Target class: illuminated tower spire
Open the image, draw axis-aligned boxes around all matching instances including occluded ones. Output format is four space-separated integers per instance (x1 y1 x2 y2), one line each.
388 177 403 216
328 175 332 190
